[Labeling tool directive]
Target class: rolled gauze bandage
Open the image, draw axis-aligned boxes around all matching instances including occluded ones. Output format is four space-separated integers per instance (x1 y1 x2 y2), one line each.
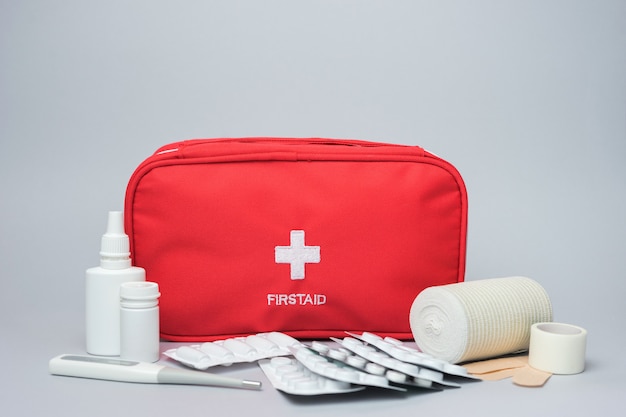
409 276 552 364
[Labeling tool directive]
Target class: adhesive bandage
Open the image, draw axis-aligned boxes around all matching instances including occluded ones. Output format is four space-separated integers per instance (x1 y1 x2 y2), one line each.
462 355 553 387
409 276 553 363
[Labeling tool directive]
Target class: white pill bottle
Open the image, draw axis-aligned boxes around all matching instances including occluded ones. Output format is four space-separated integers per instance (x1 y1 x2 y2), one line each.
120 281 161 362
86 211 145 356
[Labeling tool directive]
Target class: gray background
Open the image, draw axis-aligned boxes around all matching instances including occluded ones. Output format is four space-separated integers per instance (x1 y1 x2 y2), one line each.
1 1 625 415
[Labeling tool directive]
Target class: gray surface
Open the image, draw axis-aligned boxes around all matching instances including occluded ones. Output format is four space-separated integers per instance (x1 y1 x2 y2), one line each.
1 1 625 416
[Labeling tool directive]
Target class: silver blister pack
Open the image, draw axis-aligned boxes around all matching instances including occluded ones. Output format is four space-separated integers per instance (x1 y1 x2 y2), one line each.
346 332 480 380
258 356 365 395
289 345 407 392
329 337 459 388
163 332 301 370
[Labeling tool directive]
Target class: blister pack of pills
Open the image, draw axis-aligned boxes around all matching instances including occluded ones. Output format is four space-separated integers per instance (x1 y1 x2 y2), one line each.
258 331 482 396
329 337 459 388
163 332 302 370
346 332 480 380
310 338 444 390
287 345 407 392
258 357 365 395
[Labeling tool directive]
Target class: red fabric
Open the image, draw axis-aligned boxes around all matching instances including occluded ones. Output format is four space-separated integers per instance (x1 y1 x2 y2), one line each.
125 138 467 341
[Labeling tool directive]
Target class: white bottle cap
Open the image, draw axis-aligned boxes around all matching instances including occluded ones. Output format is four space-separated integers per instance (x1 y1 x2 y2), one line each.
120 282 160 309
100 211 131 269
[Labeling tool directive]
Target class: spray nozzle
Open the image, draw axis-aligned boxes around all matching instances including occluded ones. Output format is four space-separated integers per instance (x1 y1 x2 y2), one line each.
99 211 131 269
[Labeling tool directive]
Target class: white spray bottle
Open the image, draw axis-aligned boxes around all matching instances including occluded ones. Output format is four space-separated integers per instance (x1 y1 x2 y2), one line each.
86 211 145 356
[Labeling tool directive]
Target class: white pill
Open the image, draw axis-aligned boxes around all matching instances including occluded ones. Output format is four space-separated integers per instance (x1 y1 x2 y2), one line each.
396 361 420 375
380 356 401 369
328 349 348 361
310 341 329 354
342 337 362 348
360 332 383 344
270 356 293 368
223 339 257 356
176 346 212 368
246 335 279 352
200 342 235 360
346 355 367 369
361 373 388 386
383 336 403 346
264 332 300 348
388 346 414 362
386 370 407 383
353 344 376 357
419 367 444 382
413 377 433 388
365 362 386 375
376 340 395 352
295 348 314 360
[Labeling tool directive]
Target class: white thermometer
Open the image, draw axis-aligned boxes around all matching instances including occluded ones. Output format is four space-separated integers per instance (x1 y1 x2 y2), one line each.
49 354 262 390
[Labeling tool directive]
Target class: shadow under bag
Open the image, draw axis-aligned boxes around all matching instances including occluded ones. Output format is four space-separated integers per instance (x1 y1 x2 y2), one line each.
124 138 467 342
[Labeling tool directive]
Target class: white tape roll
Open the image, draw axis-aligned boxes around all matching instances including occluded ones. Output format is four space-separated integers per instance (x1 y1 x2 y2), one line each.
528 322 587 374
409 277 553 364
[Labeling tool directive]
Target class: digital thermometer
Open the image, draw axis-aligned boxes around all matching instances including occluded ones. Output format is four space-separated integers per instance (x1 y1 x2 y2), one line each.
49 354 262 390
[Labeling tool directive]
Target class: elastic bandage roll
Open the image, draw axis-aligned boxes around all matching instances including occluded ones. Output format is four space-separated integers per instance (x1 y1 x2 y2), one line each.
409 276 552 364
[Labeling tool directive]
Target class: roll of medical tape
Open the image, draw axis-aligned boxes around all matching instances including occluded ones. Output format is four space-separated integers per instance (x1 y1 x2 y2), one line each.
409 276 553 364
528 322 587 374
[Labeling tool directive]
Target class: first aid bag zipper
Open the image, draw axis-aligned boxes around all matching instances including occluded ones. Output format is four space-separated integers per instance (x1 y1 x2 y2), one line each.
153 137 418 156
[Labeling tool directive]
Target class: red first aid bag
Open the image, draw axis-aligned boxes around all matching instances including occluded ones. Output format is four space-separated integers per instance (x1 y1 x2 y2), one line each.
124 138 467 341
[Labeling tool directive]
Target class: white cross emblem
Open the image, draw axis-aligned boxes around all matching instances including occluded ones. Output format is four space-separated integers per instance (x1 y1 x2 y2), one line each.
275 230 320 280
